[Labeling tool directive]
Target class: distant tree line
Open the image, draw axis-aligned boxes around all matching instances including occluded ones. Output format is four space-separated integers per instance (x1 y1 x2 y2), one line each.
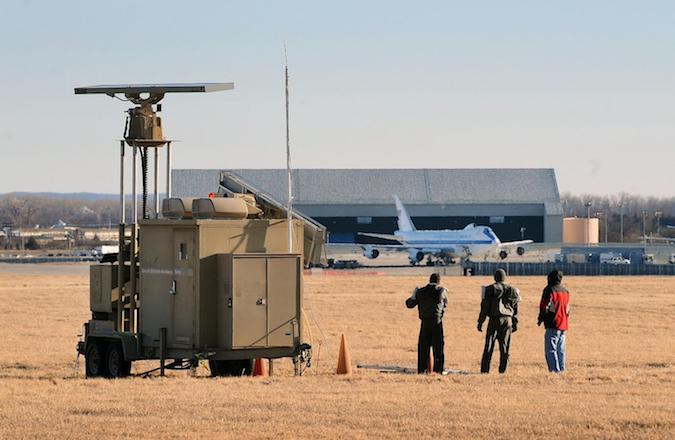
0 196 124 229
561 193 675 243
1 193 673 244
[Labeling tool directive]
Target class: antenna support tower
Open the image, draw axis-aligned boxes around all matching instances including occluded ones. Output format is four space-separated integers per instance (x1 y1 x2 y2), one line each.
74 82 233 333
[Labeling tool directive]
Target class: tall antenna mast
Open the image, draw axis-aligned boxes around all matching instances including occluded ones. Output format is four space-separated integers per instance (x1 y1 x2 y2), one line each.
285 43 293 252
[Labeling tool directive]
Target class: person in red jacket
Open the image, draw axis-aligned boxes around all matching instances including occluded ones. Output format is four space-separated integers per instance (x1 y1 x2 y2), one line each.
538 270 570 372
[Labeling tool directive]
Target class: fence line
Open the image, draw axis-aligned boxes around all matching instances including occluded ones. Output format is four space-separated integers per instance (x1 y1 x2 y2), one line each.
463 262 675 276
0 256 98 264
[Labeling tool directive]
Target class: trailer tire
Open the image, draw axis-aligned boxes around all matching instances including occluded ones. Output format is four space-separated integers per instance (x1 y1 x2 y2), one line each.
85 340 107 378
106 343 131 378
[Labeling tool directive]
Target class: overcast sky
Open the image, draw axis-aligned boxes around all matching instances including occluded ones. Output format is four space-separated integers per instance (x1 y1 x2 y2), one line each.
1 1 674 196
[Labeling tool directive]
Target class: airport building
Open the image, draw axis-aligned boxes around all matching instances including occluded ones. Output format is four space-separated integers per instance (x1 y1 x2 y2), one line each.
173 169 564 243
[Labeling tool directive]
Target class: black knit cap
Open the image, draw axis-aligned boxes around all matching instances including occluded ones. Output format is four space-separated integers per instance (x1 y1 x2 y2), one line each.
430 273 440 284
548 270 563 286
494 269 506 282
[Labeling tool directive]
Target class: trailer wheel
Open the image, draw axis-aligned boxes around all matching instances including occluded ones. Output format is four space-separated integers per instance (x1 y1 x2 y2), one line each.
209 359 253 377
85 341 106 378
106 343 131 378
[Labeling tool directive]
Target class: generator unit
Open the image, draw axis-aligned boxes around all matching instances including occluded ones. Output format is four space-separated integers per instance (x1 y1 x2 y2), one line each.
75 83 322 378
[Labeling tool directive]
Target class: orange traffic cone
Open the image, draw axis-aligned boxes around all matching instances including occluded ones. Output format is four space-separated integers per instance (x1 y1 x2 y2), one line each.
428 351 434 375
336 334 352 375
253 358 268 377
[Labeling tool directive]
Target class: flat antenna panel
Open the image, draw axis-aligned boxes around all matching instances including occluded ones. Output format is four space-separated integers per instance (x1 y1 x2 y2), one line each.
74 82 234 95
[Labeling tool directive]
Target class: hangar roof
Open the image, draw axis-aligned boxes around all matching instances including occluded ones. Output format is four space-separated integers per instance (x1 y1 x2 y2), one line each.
173 168 560 205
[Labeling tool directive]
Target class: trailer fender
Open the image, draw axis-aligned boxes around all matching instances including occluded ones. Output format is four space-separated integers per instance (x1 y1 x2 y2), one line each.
85 333 139 360
117 334 139 360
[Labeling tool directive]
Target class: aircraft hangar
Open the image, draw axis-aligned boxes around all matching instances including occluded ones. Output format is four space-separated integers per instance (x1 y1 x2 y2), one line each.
172 168 563 243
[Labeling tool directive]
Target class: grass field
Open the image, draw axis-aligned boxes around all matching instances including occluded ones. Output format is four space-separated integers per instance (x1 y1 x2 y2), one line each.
0 266 673 439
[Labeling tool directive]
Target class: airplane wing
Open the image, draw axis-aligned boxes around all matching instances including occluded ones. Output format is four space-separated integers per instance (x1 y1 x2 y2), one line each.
356 232 402 242
361 244 409 250
326 243 409 253
358 243 460 254
498 240 533 249
667 225 675 229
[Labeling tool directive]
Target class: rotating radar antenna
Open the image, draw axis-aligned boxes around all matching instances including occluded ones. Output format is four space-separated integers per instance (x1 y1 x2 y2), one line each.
74 82 234 219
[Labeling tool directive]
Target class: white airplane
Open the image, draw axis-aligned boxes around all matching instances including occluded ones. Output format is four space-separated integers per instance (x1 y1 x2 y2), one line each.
358 195 533 265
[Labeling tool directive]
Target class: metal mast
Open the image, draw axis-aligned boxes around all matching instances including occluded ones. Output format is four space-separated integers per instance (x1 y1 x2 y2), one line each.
285 44 293 252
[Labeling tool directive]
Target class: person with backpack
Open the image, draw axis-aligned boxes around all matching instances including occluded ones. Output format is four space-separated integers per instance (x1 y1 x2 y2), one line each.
477 269 520 373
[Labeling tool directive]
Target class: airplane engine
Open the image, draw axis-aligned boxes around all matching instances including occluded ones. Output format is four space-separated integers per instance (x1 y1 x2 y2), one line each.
516 246 525 256
409 250 425 265
499 250 508 260
363 246 380 259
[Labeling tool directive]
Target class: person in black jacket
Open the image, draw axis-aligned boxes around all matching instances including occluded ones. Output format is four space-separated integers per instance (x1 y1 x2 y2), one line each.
477 269 520 373
406 273 448 374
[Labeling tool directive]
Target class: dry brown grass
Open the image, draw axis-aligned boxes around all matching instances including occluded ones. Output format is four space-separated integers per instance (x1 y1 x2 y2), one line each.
0 266 674 439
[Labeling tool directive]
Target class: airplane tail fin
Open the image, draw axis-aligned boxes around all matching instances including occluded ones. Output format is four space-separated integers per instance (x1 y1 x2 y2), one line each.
394 195 416 232
482 226 500 245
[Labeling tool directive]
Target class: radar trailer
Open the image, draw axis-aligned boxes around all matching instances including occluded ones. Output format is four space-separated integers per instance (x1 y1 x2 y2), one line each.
75 83 321 378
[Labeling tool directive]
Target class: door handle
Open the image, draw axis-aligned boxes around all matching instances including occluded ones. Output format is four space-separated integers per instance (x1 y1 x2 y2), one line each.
256 298 266 305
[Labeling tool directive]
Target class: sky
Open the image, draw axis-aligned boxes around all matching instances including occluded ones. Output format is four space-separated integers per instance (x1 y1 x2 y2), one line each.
0 1 674 196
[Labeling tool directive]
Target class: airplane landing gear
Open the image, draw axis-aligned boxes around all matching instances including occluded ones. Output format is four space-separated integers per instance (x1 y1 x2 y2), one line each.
425 256 455 266
409 251 425 266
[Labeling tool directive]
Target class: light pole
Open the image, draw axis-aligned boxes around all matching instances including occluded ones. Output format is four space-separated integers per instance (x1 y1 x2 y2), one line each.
642 210 648 244
618 202 624 243
584 201 592 246
655 211 662 236
596 211 608 243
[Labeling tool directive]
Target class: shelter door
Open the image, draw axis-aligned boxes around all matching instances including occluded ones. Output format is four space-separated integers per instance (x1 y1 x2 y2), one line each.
267 257 297 347
232 257 268 348
172 228 195 348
